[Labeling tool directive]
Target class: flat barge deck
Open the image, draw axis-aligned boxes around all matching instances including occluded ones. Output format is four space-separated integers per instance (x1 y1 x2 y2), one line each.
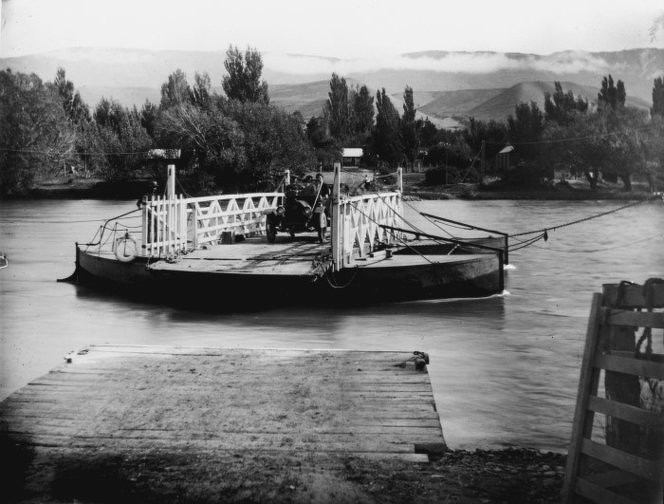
67 166 505 307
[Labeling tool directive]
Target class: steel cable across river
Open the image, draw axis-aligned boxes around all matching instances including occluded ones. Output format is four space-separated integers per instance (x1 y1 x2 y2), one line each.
0 197 662 450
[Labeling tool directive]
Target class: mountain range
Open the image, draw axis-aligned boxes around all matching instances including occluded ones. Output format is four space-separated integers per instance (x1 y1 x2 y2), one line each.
1 47 661 126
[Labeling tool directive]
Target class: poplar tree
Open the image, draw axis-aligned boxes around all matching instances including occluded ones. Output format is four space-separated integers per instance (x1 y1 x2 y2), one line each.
326 73 350 142
353 85 374 135
598 75 626 110
372 88 402 167
160 69 192 109
652 76 664 117
401 86 419 170
222 46 269 105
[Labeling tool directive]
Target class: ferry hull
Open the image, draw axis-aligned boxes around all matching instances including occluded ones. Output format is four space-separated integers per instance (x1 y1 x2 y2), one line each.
72 245 503 309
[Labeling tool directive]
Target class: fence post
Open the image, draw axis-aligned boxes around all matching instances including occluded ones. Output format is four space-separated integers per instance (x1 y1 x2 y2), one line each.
331 164 342 271
141 199 148 257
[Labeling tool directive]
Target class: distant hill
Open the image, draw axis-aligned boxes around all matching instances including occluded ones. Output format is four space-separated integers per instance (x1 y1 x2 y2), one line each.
465 81 650 121
1 47 660 125
414 88 505 118
269 80 339 119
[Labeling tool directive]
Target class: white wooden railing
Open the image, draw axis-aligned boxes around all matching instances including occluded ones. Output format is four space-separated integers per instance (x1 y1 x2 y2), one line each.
139 166 402 267
332 192 402 269
188 193 282 248
331 167 403 270
142 195 189 257
141 192 282 257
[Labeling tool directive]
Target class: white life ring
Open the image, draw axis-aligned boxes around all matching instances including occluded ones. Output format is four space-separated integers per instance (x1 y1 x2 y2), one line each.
114 235 138 263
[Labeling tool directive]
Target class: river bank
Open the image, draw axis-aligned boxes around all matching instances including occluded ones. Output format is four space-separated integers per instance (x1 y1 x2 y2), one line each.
8 174 659 201
5 439 565 503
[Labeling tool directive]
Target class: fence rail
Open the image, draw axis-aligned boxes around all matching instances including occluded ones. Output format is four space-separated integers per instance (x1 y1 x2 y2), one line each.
141 192 282 257
136 168 404 265
562 281 664 504
336 192 402 268
188 193 282 249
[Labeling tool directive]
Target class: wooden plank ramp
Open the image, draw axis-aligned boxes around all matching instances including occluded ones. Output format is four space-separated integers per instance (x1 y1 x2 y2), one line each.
1 346 446 500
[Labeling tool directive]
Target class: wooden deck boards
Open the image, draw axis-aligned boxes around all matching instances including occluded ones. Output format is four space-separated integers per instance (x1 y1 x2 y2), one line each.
1 346 446 465
149 235 328 276
145 234 489 276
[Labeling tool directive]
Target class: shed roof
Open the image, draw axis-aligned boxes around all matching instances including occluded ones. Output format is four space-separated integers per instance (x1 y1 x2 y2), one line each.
342 148 363 158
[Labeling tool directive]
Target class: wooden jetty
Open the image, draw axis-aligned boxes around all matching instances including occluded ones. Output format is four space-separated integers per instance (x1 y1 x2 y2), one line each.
1 346 446 501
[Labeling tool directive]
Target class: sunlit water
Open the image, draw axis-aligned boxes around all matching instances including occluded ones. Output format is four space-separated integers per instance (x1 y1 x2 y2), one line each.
1 198 662 451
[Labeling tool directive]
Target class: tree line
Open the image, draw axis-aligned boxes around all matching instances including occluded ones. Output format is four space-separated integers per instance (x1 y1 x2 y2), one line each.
1 46 663 196
0 47 314 196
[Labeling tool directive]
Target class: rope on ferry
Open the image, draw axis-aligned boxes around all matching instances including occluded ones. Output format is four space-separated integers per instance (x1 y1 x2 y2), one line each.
526 232 664 253
508 198 656 238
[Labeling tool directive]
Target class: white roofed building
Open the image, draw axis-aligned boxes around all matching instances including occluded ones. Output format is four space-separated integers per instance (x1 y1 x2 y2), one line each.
342 148 363 167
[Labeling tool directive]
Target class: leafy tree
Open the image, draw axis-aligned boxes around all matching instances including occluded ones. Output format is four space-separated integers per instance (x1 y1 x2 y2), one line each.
191 72 212 110
418 118 439 149
598 75 626 110
222 46 269 104
92 98 152 181
544 81 588 125
352 84 374 138
140 100 159 139
507 101 545 162
160 69 191 109
652 76 664 117
371 88 402 167
463 117 508 168
158 102 246 188
0 70 77 195
597 106 648 191
223 100 314 188
401 86 420 170
53 67 90 124
326 73 350 142
644 114 664 190
306 115 339 168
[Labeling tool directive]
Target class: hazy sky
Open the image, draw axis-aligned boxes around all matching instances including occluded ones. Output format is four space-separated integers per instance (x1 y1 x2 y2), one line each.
1 0 663 59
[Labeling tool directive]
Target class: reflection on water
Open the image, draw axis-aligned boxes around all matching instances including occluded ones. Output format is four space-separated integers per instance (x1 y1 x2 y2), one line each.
1 198 662 451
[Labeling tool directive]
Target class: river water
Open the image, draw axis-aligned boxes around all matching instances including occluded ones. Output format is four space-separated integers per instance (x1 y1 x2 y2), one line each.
1 198 662 451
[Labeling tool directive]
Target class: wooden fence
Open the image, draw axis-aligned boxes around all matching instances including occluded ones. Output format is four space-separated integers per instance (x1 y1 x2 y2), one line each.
334 192 403 269
188 192 282 248
331 167 403 270
141 192 282 257
562 280 664 504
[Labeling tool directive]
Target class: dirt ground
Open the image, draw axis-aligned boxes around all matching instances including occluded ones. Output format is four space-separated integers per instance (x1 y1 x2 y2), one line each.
6 439 566 504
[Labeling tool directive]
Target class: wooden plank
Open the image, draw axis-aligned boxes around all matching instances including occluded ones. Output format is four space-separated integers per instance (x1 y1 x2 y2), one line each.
574 477 639 504
595 354 664 379
602 283 664 309
589 396 664 427
563 293 604 503
603 308 664 329
581 439 664 483
583 470 642 488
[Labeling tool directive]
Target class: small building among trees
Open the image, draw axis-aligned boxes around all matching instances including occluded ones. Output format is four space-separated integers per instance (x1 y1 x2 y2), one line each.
342 148 363 168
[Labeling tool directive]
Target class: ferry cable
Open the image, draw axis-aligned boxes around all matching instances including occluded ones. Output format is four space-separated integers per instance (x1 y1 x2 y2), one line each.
508 198 657 238
526 232 664 253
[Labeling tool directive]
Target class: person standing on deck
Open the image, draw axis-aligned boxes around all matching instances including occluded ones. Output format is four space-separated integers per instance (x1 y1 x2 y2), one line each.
315 173 330 199
137 181 159 242
137 180 159 208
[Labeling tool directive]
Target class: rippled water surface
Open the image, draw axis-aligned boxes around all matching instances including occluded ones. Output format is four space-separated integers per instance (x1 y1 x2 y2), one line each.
1 198 662 451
